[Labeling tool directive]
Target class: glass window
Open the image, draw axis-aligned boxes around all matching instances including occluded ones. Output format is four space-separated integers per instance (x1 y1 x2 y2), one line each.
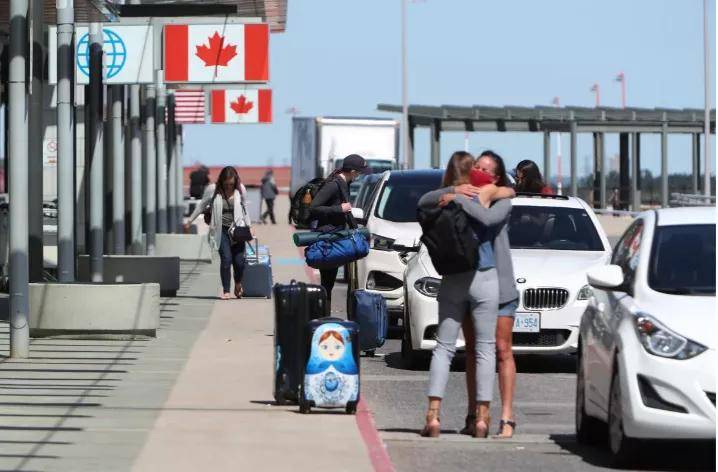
373 174 443 223
611 220 644 287
649 224 716 295
507 206 605 251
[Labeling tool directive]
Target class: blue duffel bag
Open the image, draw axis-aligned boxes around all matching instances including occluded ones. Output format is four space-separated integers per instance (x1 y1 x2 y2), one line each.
305 229 369 270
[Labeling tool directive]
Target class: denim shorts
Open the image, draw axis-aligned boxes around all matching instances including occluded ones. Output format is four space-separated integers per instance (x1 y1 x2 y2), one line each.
498 298 519 318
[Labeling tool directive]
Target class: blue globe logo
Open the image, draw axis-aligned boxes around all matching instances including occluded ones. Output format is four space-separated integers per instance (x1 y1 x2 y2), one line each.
76 29 127 79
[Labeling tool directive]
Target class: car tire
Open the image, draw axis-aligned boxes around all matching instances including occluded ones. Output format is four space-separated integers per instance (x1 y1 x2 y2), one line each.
608 362 638 467
575 349 603 445
401 296 421 369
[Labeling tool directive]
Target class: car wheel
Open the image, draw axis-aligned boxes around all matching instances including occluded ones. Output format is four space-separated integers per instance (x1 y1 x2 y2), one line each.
608 363 638 466
401 297 421 369
575 349 603 445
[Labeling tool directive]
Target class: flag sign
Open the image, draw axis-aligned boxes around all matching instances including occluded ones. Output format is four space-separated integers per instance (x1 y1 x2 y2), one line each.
172 89 206 124
164 24 269 83
210 89 272 123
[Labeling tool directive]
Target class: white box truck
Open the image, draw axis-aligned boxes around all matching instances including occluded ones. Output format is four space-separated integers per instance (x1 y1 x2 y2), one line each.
290 117 400 196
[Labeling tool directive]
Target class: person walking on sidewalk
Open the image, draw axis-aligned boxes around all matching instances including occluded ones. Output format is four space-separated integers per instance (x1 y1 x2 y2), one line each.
309 154 370 309
417 151 513 438
458 150 520 438
185 166 253 300
260 169 279 224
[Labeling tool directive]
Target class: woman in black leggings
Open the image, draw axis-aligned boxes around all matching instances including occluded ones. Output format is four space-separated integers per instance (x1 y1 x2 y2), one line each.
309 154 369 309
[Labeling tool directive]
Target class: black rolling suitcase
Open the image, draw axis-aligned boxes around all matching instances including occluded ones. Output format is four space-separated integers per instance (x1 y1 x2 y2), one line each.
299 317 361 415
273 281 327 404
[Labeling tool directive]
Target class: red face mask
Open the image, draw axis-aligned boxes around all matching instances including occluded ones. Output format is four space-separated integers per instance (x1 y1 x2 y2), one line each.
469 168 495 188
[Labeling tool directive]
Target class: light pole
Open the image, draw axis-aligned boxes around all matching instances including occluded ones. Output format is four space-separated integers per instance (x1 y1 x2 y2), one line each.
552 96 563 195
615 72 626 109
590 83 600 107
703 0 712 198
401 0 411 169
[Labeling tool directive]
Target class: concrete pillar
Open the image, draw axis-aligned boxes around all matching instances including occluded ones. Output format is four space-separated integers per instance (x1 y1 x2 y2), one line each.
407 121 415 171
166 93 176 233
155 79 167 234
661 121 668 207
88 24 104 281
56 0 74 281
569 119 577 197
111 85 125 253
143 85 157 254
599 133 607 209
592 133 600 208
692 133 700 194
619 133 630 211
28 0 43 282
129 84 143 254
543 131 551 190
631 132 641 211
430 119 440 169
8 0 30 357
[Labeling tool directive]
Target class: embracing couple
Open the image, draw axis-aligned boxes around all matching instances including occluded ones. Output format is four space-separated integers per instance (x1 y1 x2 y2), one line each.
418 150 519 439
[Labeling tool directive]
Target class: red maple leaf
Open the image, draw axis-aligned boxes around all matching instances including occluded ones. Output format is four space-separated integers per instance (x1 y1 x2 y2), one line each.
230 95 254 115
195 32 238 68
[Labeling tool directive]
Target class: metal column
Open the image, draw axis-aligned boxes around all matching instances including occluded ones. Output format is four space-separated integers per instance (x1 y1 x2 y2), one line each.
692 133 700 194
8 0 30 357
569 118 577 197
599 133 607 209
143 85 157 254
619 133 630 210
543 131 551 190
166 93 176 233
88 24 104 281
430 119 440 169
592 133 600 208
631 133 641 211
111 85 124 253
703 0 712 198
155 79 167 234
56 0 74 281
129 84 142 254
28 0 43 282
660 120 668 207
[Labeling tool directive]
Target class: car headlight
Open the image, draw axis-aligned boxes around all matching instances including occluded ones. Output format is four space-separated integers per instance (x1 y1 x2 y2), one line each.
414 277 441 298
576 285 593 300
634 313 707 360
371 234 395 251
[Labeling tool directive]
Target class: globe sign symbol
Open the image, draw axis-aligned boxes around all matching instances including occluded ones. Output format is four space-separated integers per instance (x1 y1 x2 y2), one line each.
76 29 127 79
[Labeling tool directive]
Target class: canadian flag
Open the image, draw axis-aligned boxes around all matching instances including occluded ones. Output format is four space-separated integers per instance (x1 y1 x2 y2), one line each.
210 89 272 124
164 24 269 83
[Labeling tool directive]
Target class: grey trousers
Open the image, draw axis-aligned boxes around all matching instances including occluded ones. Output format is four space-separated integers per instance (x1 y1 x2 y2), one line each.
427 268 499 402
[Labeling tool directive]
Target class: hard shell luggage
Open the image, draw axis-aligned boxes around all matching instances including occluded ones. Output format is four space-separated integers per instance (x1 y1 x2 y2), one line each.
273 281 327 405
299 317 360 414
243 240 273 298
351 290 388 355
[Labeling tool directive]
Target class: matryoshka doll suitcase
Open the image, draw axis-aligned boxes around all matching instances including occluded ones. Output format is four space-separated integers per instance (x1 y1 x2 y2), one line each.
299 317 360 414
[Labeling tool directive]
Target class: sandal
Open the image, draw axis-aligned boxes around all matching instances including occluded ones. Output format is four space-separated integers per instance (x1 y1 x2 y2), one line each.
234 282 243 299
494 419 517 439
459 414 476 436
220 292 231 300
420 408 441 438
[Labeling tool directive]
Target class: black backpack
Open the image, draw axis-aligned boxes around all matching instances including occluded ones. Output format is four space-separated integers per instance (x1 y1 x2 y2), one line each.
417 202 480 276
290 177 325 227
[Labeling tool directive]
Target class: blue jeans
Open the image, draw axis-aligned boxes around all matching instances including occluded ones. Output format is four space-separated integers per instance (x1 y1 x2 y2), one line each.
219 227 245 293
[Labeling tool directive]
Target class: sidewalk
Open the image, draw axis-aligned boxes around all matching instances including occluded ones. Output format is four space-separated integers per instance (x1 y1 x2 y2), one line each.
0 204 379 471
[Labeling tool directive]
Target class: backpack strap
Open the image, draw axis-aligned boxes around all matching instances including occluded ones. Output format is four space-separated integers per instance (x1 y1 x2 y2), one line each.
334 180 357 230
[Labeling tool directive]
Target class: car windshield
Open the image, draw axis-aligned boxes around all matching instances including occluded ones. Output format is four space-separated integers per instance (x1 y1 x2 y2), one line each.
508 206 605 251
374 174 442 223
649 224 716 295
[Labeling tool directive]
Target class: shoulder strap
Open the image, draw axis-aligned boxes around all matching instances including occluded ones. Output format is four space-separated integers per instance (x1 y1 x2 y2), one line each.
335 180 357 229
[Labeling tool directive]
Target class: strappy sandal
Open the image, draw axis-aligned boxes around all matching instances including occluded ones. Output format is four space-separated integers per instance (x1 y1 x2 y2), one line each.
474 412 491 439
234 282 243 299
494 419 517 439
420 408 441 438
459 414 476 436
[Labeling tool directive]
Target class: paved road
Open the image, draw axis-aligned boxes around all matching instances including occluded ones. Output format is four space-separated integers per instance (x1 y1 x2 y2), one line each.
329 284 716 472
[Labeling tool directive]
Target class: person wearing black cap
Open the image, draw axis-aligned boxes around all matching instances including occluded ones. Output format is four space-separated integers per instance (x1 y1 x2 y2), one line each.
309 154 370 309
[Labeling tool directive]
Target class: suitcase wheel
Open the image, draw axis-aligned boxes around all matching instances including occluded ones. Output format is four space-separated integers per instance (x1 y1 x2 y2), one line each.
345 402 357 415
299 401 311 414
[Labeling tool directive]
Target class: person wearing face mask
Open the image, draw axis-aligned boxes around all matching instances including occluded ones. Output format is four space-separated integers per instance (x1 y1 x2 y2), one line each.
309 154 371 308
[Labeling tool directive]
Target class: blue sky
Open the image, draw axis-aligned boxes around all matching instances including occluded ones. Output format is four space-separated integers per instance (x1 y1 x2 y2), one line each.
183 0 716 177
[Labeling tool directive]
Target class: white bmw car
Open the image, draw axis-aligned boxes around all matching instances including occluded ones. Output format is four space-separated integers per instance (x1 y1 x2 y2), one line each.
402 194 612 363
576 207 716 465
348 170 444 322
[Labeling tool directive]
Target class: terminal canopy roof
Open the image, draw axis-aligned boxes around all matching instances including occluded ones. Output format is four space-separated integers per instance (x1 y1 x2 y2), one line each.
377 104 716 134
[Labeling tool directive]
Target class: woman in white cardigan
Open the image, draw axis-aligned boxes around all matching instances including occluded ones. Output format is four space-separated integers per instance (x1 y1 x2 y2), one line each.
185 166 253 299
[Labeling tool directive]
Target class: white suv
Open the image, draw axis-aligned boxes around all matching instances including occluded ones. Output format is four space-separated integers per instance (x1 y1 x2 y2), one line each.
348 170 444 322
403 194 612 362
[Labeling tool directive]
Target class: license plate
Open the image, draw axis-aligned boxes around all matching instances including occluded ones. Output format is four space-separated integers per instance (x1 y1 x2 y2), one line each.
513 312 540 333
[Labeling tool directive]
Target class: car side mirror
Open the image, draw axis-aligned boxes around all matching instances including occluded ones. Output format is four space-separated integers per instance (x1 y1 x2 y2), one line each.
587 265 626 291
351 207 366 225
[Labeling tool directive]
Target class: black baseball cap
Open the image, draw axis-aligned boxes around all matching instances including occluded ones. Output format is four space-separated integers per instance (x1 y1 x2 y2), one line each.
341 154 372 174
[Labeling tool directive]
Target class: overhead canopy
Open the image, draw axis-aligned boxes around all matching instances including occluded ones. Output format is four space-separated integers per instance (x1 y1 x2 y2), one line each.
377 104 716 134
